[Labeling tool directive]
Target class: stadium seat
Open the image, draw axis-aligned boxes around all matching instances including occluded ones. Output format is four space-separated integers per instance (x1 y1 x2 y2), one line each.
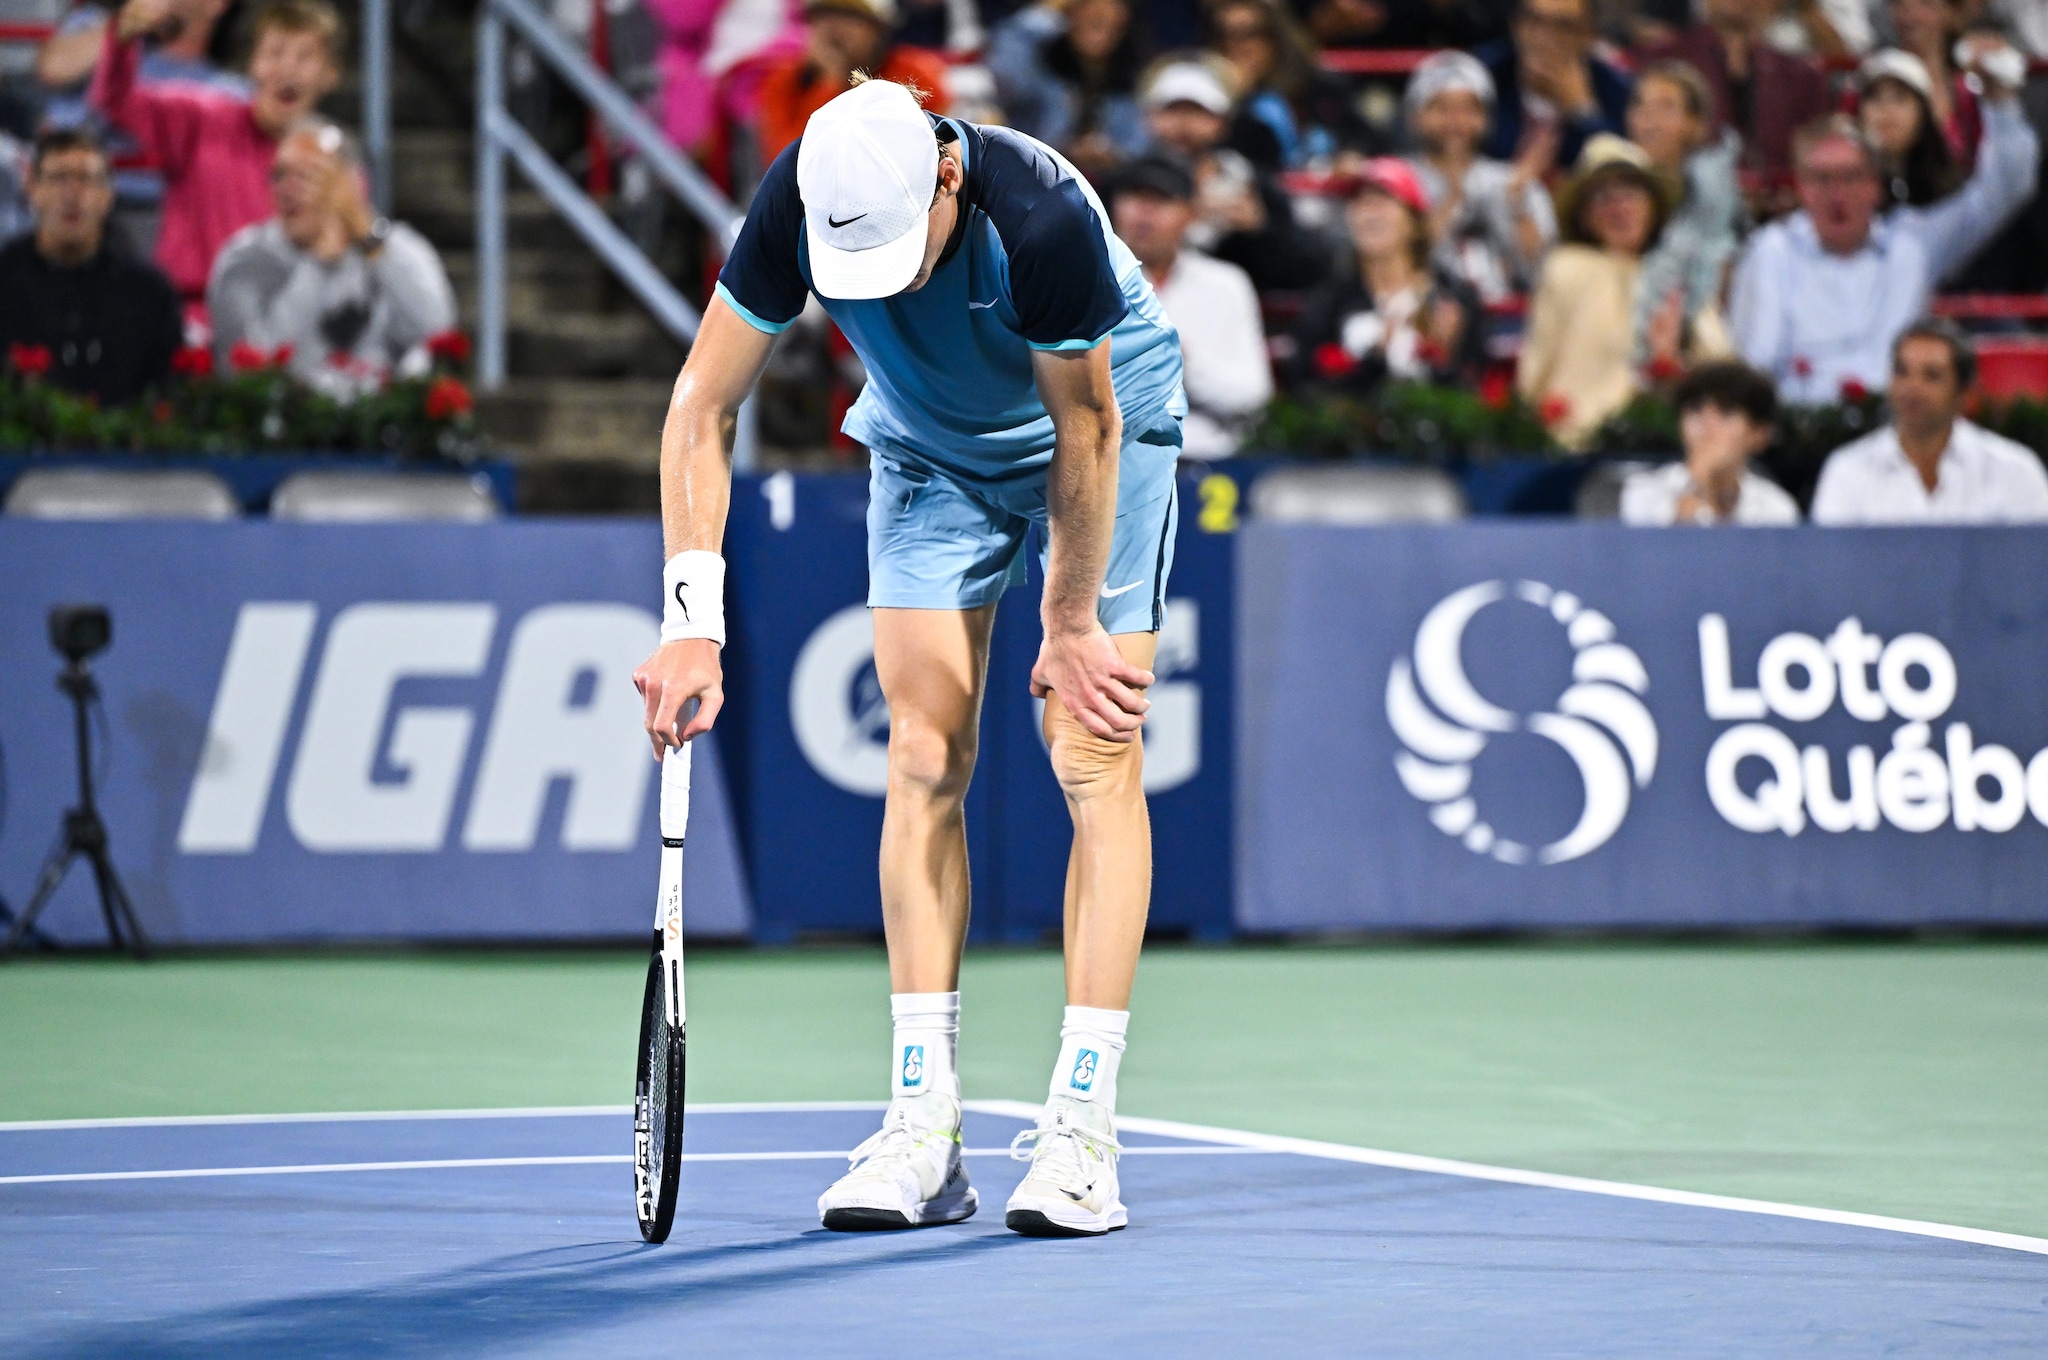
1574 461 1653 520
1249 464 1466 524
1972 338 2048 400
268 471 502 522
3 468 240 520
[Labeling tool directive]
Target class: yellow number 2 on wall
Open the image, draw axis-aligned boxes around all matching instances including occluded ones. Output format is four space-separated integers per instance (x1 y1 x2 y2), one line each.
1197 473 1240 534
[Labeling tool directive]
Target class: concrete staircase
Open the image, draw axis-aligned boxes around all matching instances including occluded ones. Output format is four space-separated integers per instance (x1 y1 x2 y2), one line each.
340 11 690 508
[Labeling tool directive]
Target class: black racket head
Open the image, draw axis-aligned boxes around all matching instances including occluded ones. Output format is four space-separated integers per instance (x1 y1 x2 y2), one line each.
634 934 686 1243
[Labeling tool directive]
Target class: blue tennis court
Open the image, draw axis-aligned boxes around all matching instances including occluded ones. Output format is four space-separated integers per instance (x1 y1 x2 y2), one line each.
4 1103 2044 1357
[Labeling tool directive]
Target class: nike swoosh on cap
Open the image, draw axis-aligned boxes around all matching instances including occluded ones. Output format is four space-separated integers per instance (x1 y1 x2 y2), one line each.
1100 581 1144 598
827 212 867 228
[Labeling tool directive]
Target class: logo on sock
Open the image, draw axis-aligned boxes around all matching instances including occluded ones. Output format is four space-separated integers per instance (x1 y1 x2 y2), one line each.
1069 1049 1098 1092
901 1044 925 1087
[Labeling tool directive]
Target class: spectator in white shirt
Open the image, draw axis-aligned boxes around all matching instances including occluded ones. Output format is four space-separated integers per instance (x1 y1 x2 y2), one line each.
1622 360 1801 525
1728 35 2036 405
1109 153 1271 459
1811 319 2048 524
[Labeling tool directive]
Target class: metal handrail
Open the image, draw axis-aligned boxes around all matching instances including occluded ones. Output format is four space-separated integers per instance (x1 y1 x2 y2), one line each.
362 0 390 212
484 0 743 250
475 0 754 466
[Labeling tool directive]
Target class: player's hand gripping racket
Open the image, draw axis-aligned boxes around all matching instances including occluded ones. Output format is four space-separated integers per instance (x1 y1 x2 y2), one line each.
634 742 689 1243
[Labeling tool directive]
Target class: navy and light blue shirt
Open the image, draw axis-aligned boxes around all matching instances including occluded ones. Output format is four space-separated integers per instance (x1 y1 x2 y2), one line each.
716 116 1185 484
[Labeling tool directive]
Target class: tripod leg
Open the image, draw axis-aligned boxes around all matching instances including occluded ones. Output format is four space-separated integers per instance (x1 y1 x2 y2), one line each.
88 847 151 961
1 844 78 957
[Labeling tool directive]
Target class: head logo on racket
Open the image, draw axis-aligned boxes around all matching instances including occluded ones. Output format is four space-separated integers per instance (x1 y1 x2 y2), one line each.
901 1044 925 1087
1387 580 1657 866
1069 1049 1098 1092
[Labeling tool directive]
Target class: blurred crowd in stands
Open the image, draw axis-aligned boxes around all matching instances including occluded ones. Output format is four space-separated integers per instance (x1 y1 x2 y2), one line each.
3 0 2048 522
0 0 454 408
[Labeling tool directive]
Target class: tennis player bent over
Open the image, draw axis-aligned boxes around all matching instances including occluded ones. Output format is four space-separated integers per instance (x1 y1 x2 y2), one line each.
633 77 1184 1237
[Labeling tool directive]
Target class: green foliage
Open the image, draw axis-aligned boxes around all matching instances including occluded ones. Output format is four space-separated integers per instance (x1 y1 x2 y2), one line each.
0 349 481 463
1247 383 1559 461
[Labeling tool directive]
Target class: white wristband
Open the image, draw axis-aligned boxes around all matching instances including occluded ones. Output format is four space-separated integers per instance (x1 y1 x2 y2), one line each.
661 550 726 647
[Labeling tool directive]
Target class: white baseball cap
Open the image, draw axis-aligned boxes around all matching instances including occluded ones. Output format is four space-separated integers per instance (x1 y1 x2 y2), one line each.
1858 48 1935 103
797 80 939 300
1140 61 1233 117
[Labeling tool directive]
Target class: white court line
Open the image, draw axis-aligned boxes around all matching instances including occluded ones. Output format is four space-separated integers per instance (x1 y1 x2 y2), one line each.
5 1100 2045 1258
0 1101 889 1132
967 1100 2048 1260
0 1145 1267 1186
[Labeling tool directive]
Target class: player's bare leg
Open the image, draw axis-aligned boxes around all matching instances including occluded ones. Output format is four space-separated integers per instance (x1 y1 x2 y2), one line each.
1055 629 1157 1010
873 605 995 993
1007 630 1155 1236
817 604 993 1231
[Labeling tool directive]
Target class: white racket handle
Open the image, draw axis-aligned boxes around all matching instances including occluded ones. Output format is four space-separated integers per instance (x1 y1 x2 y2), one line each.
657 744 690 1023
660 741 692 842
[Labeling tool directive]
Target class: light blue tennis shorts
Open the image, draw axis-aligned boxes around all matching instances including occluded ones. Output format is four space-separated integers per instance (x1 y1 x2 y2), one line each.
865 416 1181 635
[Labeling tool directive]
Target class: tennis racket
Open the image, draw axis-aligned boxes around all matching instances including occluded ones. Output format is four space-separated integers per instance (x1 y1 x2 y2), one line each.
634 741 689 1243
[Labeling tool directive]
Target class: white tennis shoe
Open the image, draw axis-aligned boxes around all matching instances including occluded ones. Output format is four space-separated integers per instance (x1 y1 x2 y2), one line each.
1003 1096 1126 1236
818 1091 978 1231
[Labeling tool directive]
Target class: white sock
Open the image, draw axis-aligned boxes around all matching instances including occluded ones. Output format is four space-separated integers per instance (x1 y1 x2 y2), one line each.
890 992 960 1100
1048 1005 1128 1111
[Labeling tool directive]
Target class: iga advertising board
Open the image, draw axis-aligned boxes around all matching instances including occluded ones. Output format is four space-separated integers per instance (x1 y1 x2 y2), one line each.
1237 523 2048 931
0 521 749 944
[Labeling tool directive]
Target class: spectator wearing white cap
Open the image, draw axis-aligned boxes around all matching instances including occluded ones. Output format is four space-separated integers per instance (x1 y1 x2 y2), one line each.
1855 49 1963 209
1811 319 2048 524
1401 49 1556 305
1139 57 1329 289
1109 153 1270 458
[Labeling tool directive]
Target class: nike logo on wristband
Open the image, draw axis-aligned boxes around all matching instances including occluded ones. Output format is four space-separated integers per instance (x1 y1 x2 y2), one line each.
673 581 689 621
1100 581 1143 598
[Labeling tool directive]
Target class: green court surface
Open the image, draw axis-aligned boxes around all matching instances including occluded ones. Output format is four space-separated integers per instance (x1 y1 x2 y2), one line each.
3 941 2045 1239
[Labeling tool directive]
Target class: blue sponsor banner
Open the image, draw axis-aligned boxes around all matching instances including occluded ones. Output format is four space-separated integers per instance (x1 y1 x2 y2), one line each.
1237 523 2048 931
724 469 1236 943
0 521 749 945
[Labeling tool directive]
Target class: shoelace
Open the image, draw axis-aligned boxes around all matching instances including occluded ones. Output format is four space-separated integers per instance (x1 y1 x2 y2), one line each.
847 1108 958 1168
1008 1118 1122 1176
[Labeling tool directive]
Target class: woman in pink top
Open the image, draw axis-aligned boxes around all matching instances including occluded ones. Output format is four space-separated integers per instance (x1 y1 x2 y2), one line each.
93 0 342 301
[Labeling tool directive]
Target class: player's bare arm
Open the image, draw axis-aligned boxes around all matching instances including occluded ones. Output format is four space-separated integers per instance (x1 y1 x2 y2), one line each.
1030 340 1155 744
633 297 775 759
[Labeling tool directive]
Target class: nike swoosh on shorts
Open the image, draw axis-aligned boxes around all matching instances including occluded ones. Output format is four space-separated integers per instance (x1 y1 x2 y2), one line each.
1100 581 1143 598
968 300 997 309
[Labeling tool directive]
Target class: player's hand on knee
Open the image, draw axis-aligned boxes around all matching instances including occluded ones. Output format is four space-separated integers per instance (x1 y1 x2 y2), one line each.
634 639 724 758
1031 628 1154 744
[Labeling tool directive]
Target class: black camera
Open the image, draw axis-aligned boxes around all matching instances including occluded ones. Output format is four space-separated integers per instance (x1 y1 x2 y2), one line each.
49 605 111 665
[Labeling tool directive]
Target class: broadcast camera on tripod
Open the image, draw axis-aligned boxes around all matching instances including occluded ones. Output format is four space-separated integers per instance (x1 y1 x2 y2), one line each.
0 605 149 961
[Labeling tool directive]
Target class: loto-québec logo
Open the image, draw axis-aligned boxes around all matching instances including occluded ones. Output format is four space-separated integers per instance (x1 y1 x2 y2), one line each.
1389 582 2048 861
1699 615 2048 837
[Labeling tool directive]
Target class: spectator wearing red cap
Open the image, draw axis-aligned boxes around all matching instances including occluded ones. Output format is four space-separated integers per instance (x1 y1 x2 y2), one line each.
1286 157 1484 394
